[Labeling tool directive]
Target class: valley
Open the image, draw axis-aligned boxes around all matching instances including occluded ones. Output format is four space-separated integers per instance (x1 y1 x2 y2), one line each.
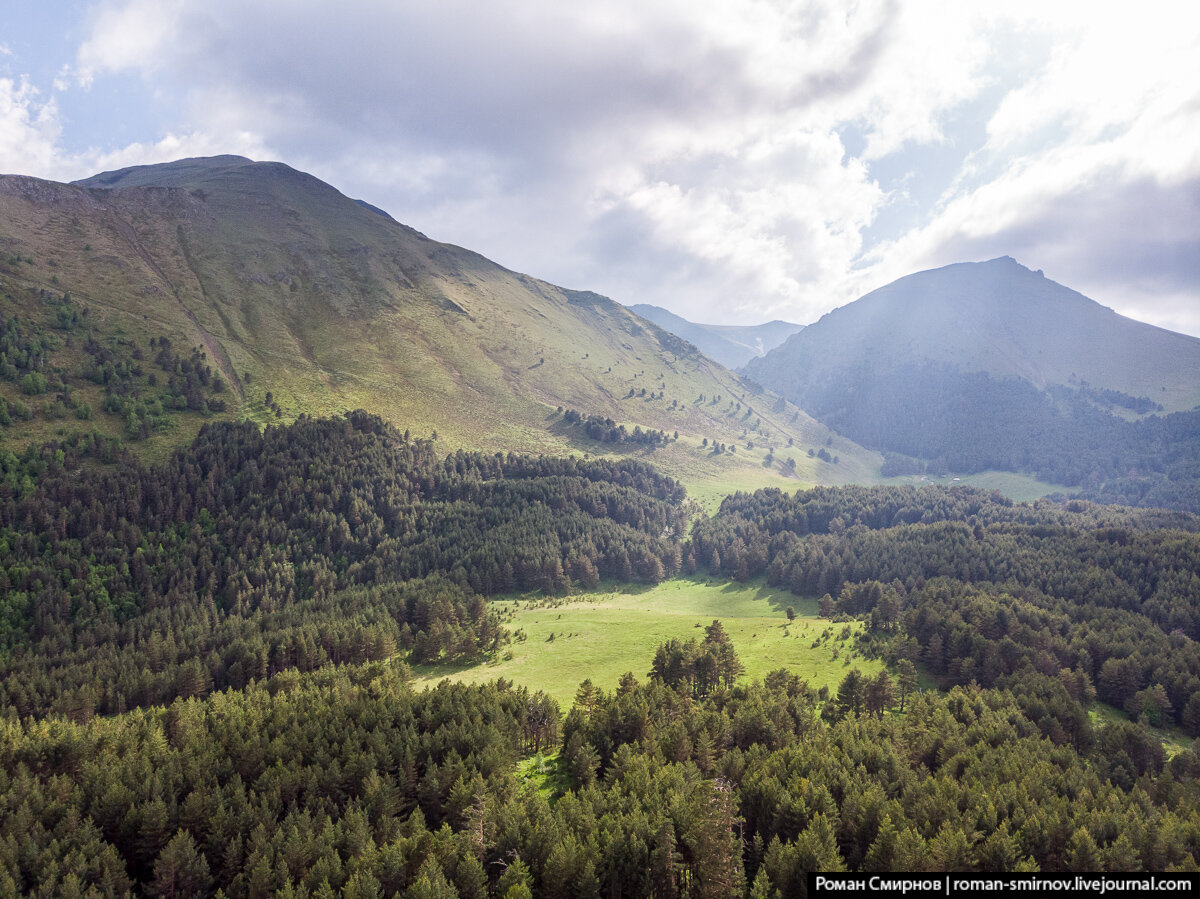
3 416 1199 891
1 156 1199 894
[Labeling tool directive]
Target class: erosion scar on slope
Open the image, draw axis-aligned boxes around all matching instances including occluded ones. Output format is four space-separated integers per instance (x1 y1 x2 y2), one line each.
107 210 244 400
175 225 246 400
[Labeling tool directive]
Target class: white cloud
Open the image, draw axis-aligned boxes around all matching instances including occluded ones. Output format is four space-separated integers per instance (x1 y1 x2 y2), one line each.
83 130 274 177
3 0 1195 333
75 0 186 87
848 3 1200 334
0 77 65 178
0 72 269 183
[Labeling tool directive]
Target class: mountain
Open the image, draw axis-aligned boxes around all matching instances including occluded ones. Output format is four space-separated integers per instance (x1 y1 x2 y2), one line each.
745 257 1200 509
748 257 1200 412
628 303 804 369
0 156 876 488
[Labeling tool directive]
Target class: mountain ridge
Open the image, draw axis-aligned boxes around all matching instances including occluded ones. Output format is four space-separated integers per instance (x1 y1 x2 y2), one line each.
744 256 1200 510
0 156 876 488
628 303 804 370
751 256 1200 412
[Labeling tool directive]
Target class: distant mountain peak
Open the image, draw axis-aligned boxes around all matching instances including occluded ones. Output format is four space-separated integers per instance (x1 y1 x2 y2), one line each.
749 257 1200 414
628 304 804 370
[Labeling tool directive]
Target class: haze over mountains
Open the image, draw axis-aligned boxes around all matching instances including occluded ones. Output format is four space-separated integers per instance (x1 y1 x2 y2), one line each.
745 257 1200 510
747 257 1200 413
0 155 871 487
627 304 803 370
3 156 1198 509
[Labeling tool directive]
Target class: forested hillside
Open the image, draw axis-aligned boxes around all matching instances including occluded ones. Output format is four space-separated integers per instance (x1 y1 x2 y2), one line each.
763 359 1200 511
0 412 688 720
744 258 1200 511
4 426 1200 894
693 485 1200 734
7 655 1200 897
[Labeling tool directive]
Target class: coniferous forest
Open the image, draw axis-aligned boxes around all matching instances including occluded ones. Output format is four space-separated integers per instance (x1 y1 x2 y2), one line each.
3 416 1200 895
786 361 1200 514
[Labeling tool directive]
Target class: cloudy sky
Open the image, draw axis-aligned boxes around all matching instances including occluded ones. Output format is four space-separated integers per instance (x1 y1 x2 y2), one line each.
3 1 1199 336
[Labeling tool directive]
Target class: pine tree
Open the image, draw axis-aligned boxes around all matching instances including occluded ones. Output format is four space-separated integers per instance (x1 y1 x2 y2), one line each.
1066 827 1103 871
862 815 899 872
865 670 895 718
689 779 744 899
896 659 918 712
650 823 681 899
748 868 776 899
496 857 534 899
149 831 213 899
835 669 866 718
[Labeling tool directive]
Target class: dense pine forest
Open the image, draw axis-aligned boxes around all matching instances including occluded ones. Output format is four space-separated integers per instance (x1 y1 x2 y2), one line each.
693 486 1200 735
0 413 688 720
3 418 1200 895
778 361 1200 513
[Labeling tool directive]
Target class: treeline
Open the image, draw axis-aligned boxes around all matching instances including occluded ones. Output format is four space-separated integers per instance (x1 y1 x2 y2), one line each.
694 485 1200 733
560 408 671 446
1 574 504 723
5 645 1200 895
792 361 1200 512
0 412 688 718
0 285 229 442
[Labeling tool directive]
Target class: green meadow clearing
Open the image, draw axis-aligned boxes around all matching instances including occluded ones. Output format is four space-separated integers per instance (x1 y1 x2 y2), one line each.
412 577 881 707
874 469 1077 502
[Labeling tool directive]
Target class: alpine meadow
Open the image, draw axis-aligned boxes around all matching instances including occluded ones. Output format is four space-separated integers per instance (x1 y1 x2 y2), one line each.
3 11 1200 891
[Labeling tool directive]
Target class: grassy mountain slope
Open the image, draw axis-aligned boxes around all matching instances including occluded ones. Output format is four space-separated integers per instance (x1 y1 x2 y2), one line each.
628 303 804 370
0 156 878 487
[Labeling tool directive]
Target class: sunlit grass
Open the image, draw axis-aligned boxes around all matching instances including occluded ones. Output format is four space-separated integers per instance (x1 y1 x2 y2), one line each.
873 469 1078 502
412 576 880 708
1089 702 1192 759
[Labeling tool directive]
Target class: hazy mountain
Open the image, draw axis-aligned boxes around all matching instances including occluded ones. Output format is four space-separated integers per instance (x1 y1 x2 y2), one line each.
0 156 875 485
748 257 1200 412
745 257 1200 508
628 303 804 369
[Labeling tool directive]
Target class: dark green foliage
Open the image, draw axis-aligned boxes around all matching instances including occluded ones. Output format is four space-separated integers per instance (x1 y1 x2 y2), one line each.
0 667 558 896
649 620 745 698
0 413 686 718
5 407 1200 892
782 360 1200 512
95 336 229 435
3 642 1200 894
695 485 1200 733
561 408 670 446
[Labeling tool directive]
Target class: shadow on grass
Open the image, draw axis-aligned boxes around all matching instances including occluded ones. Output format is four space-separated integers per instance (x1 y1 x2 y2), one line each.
410 651 509 681
492 574 823 618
